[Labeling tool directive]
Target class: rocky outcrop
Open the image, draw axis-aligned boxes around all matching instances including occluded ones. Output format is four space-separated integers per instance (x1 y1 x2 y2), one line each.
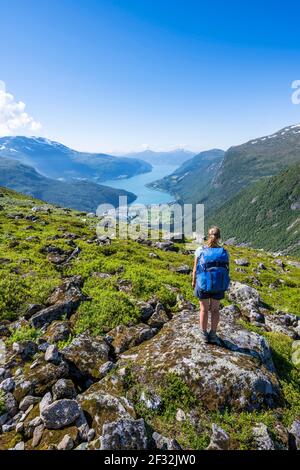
116 309 280 412
61 333 111 381
30 277 87 328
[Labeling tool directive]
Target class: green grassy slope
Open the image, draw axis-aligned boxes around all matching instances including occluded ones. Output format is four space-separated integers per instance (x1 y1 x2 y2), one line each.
207 164 300 256
149 149 224 203
0 187 300 450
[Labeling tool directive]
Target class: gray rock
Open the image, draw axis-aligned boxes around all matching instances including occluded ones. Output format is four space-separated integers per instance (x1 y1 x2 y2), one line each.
39 392 53 413
12 340 38 360
0 377 15 392
139 390 161 411
3 392 18 417
41 399 81 429
45 344 60 363
2 423 16 433
32 424 45 448
52 378 76 400
110 323 157 355
62 333 110 380
12 441 25 450
155 241 178 252
100 418 148 450
57 434 74 450
176 409 186 422
289 420 300 450
235 258 249 266
252 423 275 450
152 431 182 450
206 424 230 450
228 281 260 304
74 442 89 450
98 361 115 379
19 395 41 412
137 301 155 322
119 309 279 411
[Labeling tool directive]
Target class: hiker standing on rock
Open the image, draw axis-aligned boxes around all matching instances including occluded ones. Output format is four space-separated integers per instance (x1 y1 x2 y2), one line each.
192 226 230 344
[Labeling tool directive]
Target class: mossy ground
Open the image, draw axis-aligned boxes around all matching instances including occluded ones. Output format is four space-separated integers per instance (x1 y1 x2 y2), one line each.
0 186 300 449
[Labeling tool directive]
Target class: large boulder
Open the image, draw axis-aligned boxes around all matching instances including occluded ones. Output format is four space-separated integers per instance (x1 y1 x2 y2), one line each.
30 276 86 328
41 399 81 430
109 324 157 355
228 281 260 304
117 309 280 412
100 418 148 450
78 382 135 436
13 359 69 401
62 333 111 381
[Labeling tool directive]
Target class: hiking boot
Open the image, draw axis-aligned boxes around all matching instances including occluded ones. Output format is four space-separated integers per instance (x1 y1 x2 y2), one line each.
199 329 209 343
208 330 219 344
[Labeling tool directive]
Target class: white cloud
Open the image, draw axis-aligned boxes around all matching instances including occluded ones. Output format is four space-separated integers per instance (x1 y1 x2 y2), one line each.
0 81 42 137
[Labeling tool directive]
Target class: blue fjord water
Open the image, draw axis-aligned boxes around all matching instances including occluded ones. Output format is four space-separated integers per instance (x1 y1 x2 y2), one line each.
102 164 176 205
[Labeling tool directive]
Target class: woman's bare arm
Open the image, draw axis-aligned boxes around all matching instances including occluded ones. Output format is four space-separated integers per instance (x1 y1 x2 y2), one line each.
192 256 198 288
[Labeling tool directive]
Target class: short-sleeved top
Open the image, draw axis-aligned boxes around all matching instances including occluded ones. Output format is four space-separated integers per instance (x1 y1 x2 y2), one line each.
194 246 204 259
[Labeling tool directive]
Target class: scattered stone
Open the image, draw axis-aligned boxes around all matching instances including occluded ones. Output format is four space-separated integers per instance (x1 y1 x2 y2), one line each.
57 434 74 450
289 420 300 450
252 423 275 450
137 301 155 322
39 392 53 413
32 424 45 447
100 418 148 450
149 252 159 258
176 409 186 422
12 441 25 450
98 361 115 379
41 399 81 430
258 263 267 270
235 258 249 266
228 281 260 304
62 333 110 380
52 379 76 400
45 344 60 364
0 377 15 393
206 424 230 450
139 390 161 411
110 324 157 355
155 241 178 252
43 321 72 343
19 395 41 412
175 265 191 274
2 423 15 433
152 432 182 450
147 304 170 329
12 340 38 360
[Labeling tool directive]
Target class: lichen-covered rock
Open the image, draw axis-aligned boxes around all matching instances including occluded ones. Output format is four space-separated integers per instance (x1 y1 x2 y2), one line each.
109 324 157 355
206 424 230 450
118 309 280 411
265 316 299 340
43 321 72 343
289 420 300 450
41 399 81 430
57 433 74 450
30 276 86 328
52 379 76 400
147 304 171 329
12 340 38 360
235 258 249 266
152 431 182 450
62 333 110 380
252 423 275 450
228 281 260 304
27 426 79 450
100 418 148 450
14 359 69 400
45 344 60 364
78 383 135 436
19 395 41 412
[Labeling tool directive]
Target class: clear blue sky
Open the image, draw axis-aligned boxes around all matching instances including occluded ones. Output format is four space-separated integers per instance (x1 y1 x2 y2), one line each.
1 0 300 153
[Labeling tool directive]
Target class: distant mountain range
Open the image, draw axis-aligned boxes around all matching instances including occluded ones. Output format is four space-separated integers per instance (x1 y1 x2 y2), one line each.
207 163 300 256
123 148 196 166
148 149 225 203
0 136 152 181
0 157 136 212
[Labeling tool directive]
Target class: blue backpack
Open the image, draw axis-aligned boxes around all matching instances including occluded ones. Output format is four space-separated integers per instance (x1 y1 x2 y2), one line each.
196 247 230 293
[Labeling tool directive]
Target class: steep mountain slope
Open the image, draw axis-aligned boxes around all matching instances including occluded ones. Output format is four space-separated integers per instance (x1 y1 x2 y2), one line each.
0 136 152 181
0 188 299 450
0 158 136 212
204 124 300 212
149 149 225 203
207 164 300 256
123 148 196 166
